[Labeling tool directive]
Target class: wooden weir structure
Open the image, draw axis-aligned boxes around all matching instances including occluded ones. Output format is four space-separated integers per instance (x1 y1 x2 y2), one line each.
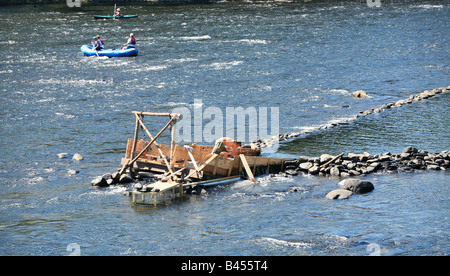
117 111 288 206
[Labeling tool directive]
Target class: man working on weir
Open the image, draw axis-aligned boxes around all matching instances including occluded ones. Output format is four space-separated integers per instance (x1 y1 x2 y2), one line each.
211 137 241 159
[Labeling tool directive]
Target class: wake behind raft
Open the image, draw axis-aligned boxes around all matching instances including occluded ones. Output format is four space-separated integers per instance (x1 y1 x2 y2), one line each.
80 45 138 58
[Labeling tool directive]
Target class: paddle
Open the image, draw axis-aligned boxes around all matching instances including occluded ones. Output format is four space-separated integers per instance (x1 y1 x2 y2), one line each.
113 4 116 19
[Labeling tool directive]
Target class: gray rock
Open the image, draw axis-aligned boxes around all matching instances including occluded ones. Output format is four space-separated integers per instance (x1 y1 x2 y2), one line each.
298 162 313 171
320 154 334 164
57 153 69 159
72 153 84 161
308 165 320 175
68 169 79 175
326 189 353 200
402 146 418 154
285 169 298 176
330 166 340 176
119 174 133 184
91 177 108 188
339 179 374 194
353 90 369 98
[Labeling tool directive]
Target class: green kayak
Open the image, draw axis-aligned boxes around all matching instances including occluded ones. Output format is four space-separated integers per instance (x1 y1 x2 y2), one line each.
94 15 138 20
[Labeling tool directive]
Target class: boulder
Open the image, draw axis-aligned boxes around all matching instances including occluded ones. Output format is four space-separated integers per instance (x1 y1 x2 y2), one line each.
308 165 320 175
298 162 313 171
57 153 69 159
353 90 369 98
91 177 108 188
72 153 84 161
68 169 79 175
320 154 334 164
119 174 133 184
339 179 374 194
402 146 418 154
285 169 298 176
326 189 353 200
330 166 340 176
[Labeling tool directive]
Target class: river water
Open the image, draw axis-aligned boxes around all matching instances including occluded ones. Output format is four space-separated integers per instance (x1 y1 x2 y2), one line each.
0 1 448 256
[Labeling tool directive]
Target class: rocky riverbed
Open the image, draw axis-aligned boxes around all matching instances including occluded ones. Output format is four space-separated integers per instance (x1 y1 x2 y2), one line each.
283 146 449 178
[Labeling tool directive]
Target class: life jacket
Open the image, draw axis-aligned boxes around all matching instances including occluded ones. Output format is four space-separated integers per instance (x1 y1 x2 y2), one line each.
128 37 136 47
97 39 104 48
115 11 121 16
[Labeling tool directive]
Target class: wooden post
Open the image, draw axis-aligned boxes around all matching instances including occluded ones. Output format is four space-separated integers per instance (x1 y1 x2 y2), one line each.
170 118 177 174
239 154 257 182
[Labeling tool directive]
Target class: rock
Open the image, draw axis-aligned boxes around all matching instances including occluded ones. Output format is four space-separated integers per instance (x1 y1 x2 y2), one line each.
68 169 79 175
402 146 418 154
72 153 84 161
298 156 310 162
308 165 320 175
133 183 143 191
288 187 302 192
339 179 374 194
119 174 133 184
285 169 298 176
353 90 369 98
320 154 334 164
426 165 440 171
91 177 108 188
330 166 340 176
326 189 353 200
57 153 69 159
298 162 313 171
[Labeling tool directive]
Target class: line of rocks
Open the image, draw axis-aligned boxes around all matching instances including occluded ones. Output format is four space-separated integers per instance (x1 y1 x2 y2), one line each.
250 86 450 149
283 146 449 178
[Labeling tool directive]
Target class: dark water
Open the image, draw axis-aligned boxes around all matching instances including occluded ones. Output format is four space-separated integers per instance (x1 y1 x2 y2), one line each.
0 1 449 256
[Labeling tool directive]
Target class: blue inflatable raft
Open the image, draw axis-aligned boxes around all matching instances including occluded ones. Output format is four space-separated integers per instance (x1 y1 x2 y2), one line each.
80 45 138 57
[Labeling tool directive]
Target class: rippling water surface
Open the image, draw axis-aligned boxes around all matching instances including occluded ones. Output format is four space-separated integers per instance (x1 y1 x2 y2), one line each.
0 1 448 255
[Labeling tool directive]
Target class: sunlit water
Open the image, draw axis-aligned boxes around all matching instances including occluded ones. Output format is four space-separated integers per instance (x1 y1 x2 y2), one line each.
0 2 448 255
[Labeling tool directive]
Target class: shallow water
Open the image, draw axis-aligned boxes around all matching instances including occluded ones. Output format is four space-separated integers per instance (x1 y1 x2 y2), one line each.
0 1 448 256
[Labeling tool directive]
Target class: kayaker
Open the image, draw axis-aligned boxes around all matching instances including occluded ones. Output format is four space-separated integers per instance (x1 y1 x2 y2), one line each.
96 35 104 49
122 33 136 49
115 8 121 17
92 37 102 51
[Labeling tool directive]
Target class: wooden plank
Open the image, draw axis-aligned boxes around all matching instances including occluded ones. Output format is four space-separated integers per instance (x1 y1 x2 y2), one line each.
239 154 257 182
320 152 344 168
213 156 219 176
185 153 219 179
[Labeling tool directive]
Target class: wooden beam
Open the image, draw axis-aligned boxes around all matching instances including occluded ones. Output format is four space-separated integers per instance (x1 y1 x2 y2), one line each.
132 111 182 118
320 152 344 168
134 113 174 175
117 117 175 177
239 154 257 182
185 153 219 179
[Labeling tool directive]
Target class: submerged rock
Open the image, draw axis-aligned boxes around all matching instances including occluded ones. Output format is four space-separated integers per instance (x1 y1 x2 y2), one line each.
353 90 369 98
72 153 84 161
339 179 374 194
57 153 69 159
326 189 353 200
